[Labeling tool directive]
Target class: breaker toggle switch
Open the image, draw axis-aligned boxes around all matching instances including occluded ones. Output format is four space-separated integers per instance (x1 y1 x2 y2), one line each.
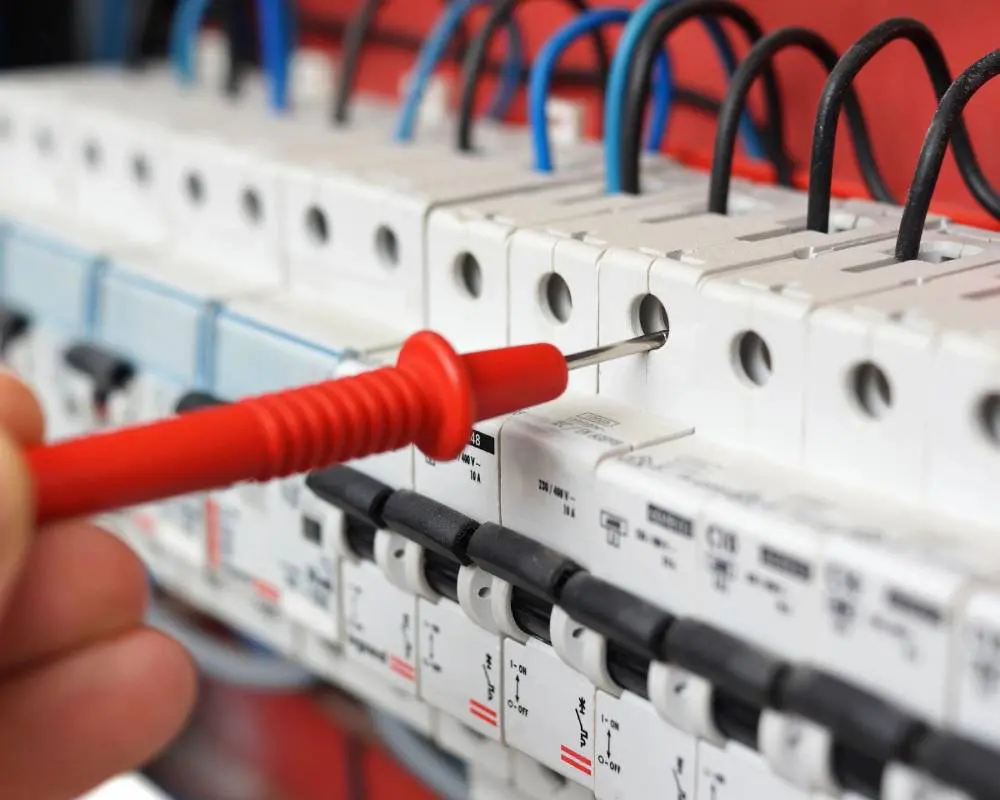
559 572 675 700
909 729 1000 800
467 521 583 643
62 343 135 428
665 619 789 752
766 666 927 797
0 304 31 362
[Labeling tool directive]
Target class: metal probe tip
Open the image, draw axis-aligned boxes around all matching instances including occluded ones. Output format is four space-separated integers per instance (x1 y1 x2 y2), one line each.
565 329 669 371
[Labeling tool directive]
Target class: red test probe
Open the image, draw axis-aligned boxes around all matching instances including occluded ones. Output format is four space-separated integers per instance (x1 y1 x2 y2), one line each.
25 329 667 526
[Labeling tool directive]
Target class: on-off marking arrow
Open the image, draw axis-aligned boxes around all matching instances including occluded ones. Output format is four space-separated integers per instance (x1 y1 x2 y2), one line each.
606 729 612 758
515 674 520 702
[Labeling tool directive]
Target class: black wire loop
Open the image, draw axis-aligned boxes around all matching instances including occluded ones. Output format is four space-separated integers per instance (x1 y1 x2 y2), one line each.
896 49 1000 261
707 27 888 215
620 0 789 196
807 17 1000 233
454 0 612 153
222 0 256 98
332 0 469 126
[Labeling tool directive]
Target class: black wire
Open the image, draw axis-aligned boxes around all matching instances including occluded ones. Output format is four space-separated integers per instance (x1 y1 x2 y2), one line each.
896 49 1000 262
807 17 1000 233
331 0 383 125
454 0 612 153
331 1 469 126
620 0 790 195
708 27 888 215
221 0 256 97
299 11 723 112
675 86 723 116
125 0 160 68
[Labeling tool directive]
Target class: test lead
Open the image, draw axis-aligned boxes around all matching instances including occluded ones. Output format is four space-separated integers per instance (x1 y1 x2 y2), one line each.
25 329 668 526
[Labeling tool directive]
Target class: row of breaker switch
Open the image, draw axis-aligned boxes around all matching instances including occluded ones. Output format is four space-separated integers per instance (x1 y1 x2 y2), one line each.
3 66 1000 531
10 301 1000 799
154 418 1000 800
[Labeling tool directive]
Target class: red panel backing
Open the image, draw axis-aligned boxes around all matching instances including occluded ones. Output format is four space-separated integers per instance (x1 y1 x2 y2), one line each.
297 0 1000 228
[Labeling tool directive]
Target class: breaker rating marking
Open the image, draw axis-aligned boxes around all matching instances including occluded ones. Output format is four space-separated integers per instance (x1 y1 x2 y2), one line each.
560 744 592 777
468 698 498 727
389 655 415 681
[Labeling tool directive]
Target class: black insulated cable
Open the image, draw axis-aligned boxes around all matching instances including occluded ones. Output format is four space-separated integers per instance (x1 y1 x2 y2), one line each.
454 0 612 153
807 18 1000 233
299 12 724 113
708 27 888 215
896 49 1000 262
331 0 383 125
619 0 789 196
332 0 469 126
221 0 256 98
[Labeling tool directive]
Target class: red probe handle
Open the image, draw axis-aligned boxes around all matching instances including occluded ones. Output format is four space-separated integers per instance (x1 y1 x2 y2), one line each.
26 331 568 526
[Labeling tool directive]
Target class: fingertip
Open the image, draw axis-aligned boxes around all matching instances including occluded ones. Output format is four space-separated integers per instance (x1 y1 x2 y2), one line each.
0 371 45 446
129 628 199 736
0 430 33 597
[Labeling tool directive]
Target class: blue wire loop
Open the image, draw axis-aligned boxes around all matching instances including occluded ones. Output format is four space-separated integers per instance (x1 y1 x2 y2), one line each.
604 0 766 193
529 8 674 173
395 0 526 143
257 0 294 112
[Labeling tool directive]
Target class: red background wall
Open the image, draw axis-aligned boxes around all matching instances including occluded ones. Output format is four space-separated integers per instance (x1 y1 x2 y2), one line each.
296 0 1000 227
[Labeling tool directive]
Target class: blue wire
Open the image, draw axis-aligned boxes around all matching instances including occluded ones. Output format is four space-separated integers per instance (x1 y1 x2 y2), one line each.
256 0 294 112
170 0 211 85
529 8 673 173
95 0 128 63
394 0 526 143
604 0 766 193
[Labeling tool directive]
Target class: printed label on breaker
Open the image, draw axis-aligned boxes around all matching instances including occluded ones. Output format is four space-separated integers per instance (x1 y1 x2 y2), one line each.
594 461 702 615
818 539 959 722
955 592 1000 749
342 559 418 695
210 486 281 606
503 639 595 787
696 507 822 660
595 691 696 800
157 494 207 569
415 422 502 520
697 740 809 800
272 478 339 640
418 597 502 739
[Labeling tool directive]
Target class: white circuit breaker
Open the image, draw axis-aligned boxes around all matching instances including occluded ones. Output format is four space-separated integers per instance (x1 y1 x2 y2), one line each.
1 63 999 800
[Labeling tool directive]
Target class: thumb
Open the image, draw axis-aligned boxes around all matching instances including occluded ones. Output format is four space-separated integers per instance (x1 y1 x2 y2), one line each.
0 430 33 609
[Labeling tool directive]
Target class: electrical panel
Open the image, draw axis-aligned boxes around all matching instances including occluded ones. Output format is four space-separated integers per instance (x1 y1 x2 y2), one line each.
3 23 1000 800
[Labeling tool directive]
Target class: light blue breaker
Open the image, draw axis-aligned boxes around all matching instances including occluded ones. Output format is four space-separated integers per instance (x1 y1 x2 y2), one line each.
88 242 285 612
208 296 405 657
0 217 107 443
89 263 220 576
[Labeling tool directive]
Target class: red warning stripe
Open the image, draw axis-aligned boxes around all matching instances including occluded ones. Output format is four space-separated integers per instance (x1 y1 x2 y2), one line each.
253 580 280 602
389 656 415 681
468 699 498 727
560 745 592 776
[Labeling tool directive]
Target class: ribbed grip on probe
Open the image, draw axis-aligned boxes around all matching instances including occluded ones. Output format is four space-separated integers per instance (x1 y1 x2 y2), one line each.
243 367 426 479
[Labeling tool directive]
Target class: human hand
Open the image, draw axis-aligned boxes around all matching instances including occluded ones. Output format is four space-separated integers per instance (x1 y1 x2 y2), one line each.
0 372 197 799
